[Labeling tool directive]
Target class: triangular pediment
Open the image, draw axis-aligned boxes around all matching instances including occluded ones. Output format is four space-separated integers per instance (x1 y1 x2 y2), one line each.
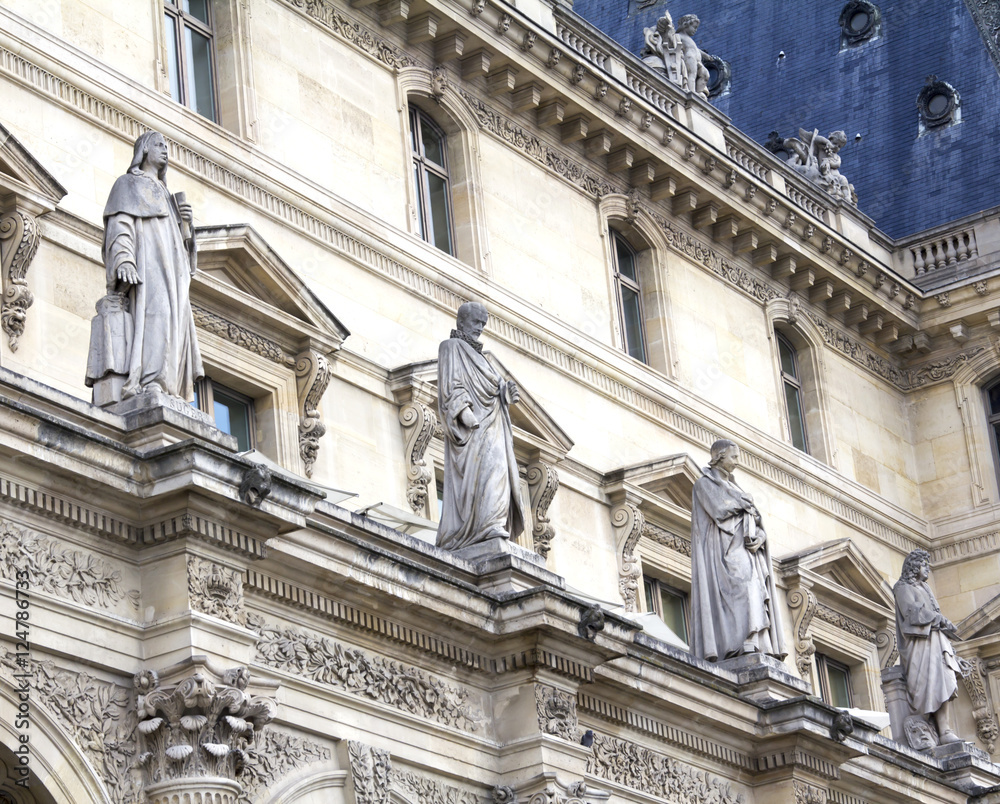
0 122 66 213
387 353 574 463
603 454 702 509
776 538 895 613
958 592 1000 640
193 223 349 354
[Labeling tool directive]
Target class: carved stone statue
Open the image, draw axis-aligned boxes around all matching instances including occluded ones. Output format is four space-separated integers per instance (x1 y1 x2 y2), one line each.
86 130 204 406
894 549 970 749
436 302 525 551
766 128 858 206
689 439 784 661
640 12 710 98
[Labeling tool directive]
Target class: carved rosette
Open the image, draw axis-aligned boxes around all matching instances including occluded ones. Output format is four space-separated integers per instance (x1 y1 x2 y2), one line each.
534 684 578 741
187 556 246 626
787 586 818 678
348 740 391 804
526 462 558 558
960 657 999 753
133 666 277 801
611 502 644 612
398 401 438 513
295 350 333 477
0 209 40 351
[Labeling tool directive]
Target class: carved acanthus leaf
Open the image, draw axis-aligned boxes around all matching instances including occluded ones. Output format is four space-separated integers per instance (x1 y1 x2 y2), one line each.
348 740 392 804
251 616 485 731
188 555 246 626
526 462 558 558
0 209 39 351
392 769 480 804
398 401 438 513
296 350 333 477
534 684 577 741
960 657 999 753
240 730 331 804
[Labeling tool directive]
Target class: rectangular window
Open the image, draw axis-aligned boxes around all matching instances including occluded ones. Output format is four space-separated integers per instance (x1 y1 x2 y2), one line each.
193 378 255 451
643 577 688 642
164 0 219 122
611 231 647 364
776 331 808 453
816 653 854 708
410 106 454 255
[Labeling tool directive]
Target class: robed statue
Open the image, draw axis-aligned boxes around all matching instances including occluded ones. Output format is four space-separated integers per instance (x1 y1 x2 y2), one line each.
894 549 970 748
689 439 784 661
86 130 204 405
436 302 525 551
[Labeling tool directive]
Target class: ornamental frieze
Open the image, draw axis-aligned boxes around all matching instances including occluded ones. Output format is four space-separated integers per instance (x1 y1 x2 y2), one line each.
249 614 486 731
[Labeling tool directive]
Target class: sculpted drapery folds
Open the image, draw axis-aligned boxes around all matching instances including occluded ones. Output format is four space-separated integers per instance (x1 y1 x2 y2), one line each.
86 131 204 404
689 439 784 661
894 549 967 746
436 302 525 551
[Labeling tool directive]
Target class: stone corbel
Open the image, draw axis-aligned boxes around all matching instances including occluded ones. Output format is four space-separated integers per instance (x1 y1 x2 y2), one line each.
0 208 40 351
959 655 999 753
526 461 558 558
875 626 897 670
611 501 644 612
786 583 818 678
295 349 333 477
134 661 278 804
398 400 439 513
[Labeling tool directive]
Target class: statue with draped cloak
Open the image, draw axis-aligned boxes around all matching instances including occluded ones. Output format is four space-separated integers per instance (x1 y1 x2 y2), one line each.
436 302 525 551
689 439 785 661
86 130 203 405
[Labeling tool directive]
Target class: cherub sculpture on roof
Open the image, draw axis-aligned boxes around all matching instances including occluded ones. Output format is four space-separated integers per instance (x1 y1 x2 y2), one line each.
766 128 858 206
640 11 710 99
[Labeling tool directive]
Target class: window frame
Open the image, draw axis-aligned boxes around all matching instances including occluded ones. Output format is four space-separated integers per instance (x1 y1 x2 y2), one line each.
983 378 1000 494
776 330 809 453
642 575 690 643
409 106 455 256
163 0 221 124
816 652 855 709
193 376 256 452
610 228 648 364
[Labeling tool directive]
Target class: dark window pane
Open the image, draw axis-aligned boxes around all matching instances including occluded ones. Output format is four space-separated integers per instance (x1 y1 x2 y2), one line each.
826 663 852 708
784 381 807 451
778 334 797 378
213 389 252 451
165 14 181 103
621 286 646 363
426 171 453 254
659 588 688 642
989 383 1000 416
414 164 426 240
183 0 210 24
185 27 216 121
409 108 419 153
421 120 446 167
615 235 638 282
643 579 655 613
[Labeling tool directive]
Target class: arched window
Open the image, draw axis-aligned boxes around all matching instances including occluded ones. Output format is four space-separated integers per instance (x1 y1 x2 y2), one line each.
409 106 454 255
776 330 808 452
611 229 647 364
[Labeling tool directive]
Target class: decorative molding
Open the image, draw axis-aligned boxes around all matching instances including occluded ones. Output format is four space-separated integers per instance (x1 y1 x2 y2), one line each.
611 502 644 612
794 780 827 804
240 730 331 804
526 462 558 558
0 209 39 351
348 740 391 804
534 683 578 740
0 519 140 612
295 350 333 477
398 401 438 513
587 734 745 804
875 628 897 670
787 586 818 678
250 615 485 731
192 304 294 366
642 522 691 556
815 604 877 643
1 653 140 803
392 769 480 804
960 657 999 753
187 555 246 626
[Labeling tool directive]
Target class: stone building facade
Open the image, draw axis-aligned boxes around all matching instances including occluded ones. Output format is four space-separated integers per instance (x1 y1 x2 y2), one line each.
2 1 1000 803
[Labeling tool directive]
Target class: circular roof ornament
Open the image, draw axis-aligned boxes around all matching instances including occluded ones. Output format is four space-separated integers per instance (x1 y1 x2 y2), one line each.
838 0 881 45
701 53 731 98
917 75 960 129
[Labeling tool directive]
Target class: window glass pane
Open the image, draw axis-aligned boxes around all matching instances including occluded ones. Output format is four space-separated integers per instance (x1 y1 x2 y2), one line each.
421 119 446 167
165 13 181 103
777 335 797 378
659 588 688 642
414 164 427 240
182 0 210 24
213 389 252 452
426 171 453 254
409 108 419 153
784 381 807 451
826 663 852 708
989 383 1000 416
643 579 655 613
621 286 646 363
614 235 638 283
185 27 216 121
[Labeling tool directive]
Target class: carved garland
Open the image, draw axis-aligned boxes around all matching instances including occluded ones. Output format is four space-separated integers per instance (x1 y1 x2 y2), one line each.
642 522 691 557
348 740 391 804
610 502 644 612
250 615 485 731
0 209 39 351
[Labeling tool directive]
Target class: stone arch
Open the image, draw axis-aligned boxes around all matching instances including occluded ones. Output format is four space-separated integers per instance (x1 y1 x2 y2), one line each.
396 66 492 274
257 764 346 804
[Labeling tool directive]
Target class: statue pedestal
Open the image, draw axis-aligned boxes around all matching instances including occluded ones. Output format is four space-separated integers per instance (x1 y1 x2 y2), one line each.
880 665 910 743
929 740 1000 794
716 652 809 702
452 537 565 594
110 387 237 452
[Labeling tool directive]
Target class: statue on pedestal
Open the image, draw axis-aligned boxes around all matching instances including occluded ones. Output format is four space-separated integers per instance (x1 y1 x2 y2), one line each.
689 439 784 661
894 549 970 748
86 130 204 406
765 128 858 206
436 302 525 551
